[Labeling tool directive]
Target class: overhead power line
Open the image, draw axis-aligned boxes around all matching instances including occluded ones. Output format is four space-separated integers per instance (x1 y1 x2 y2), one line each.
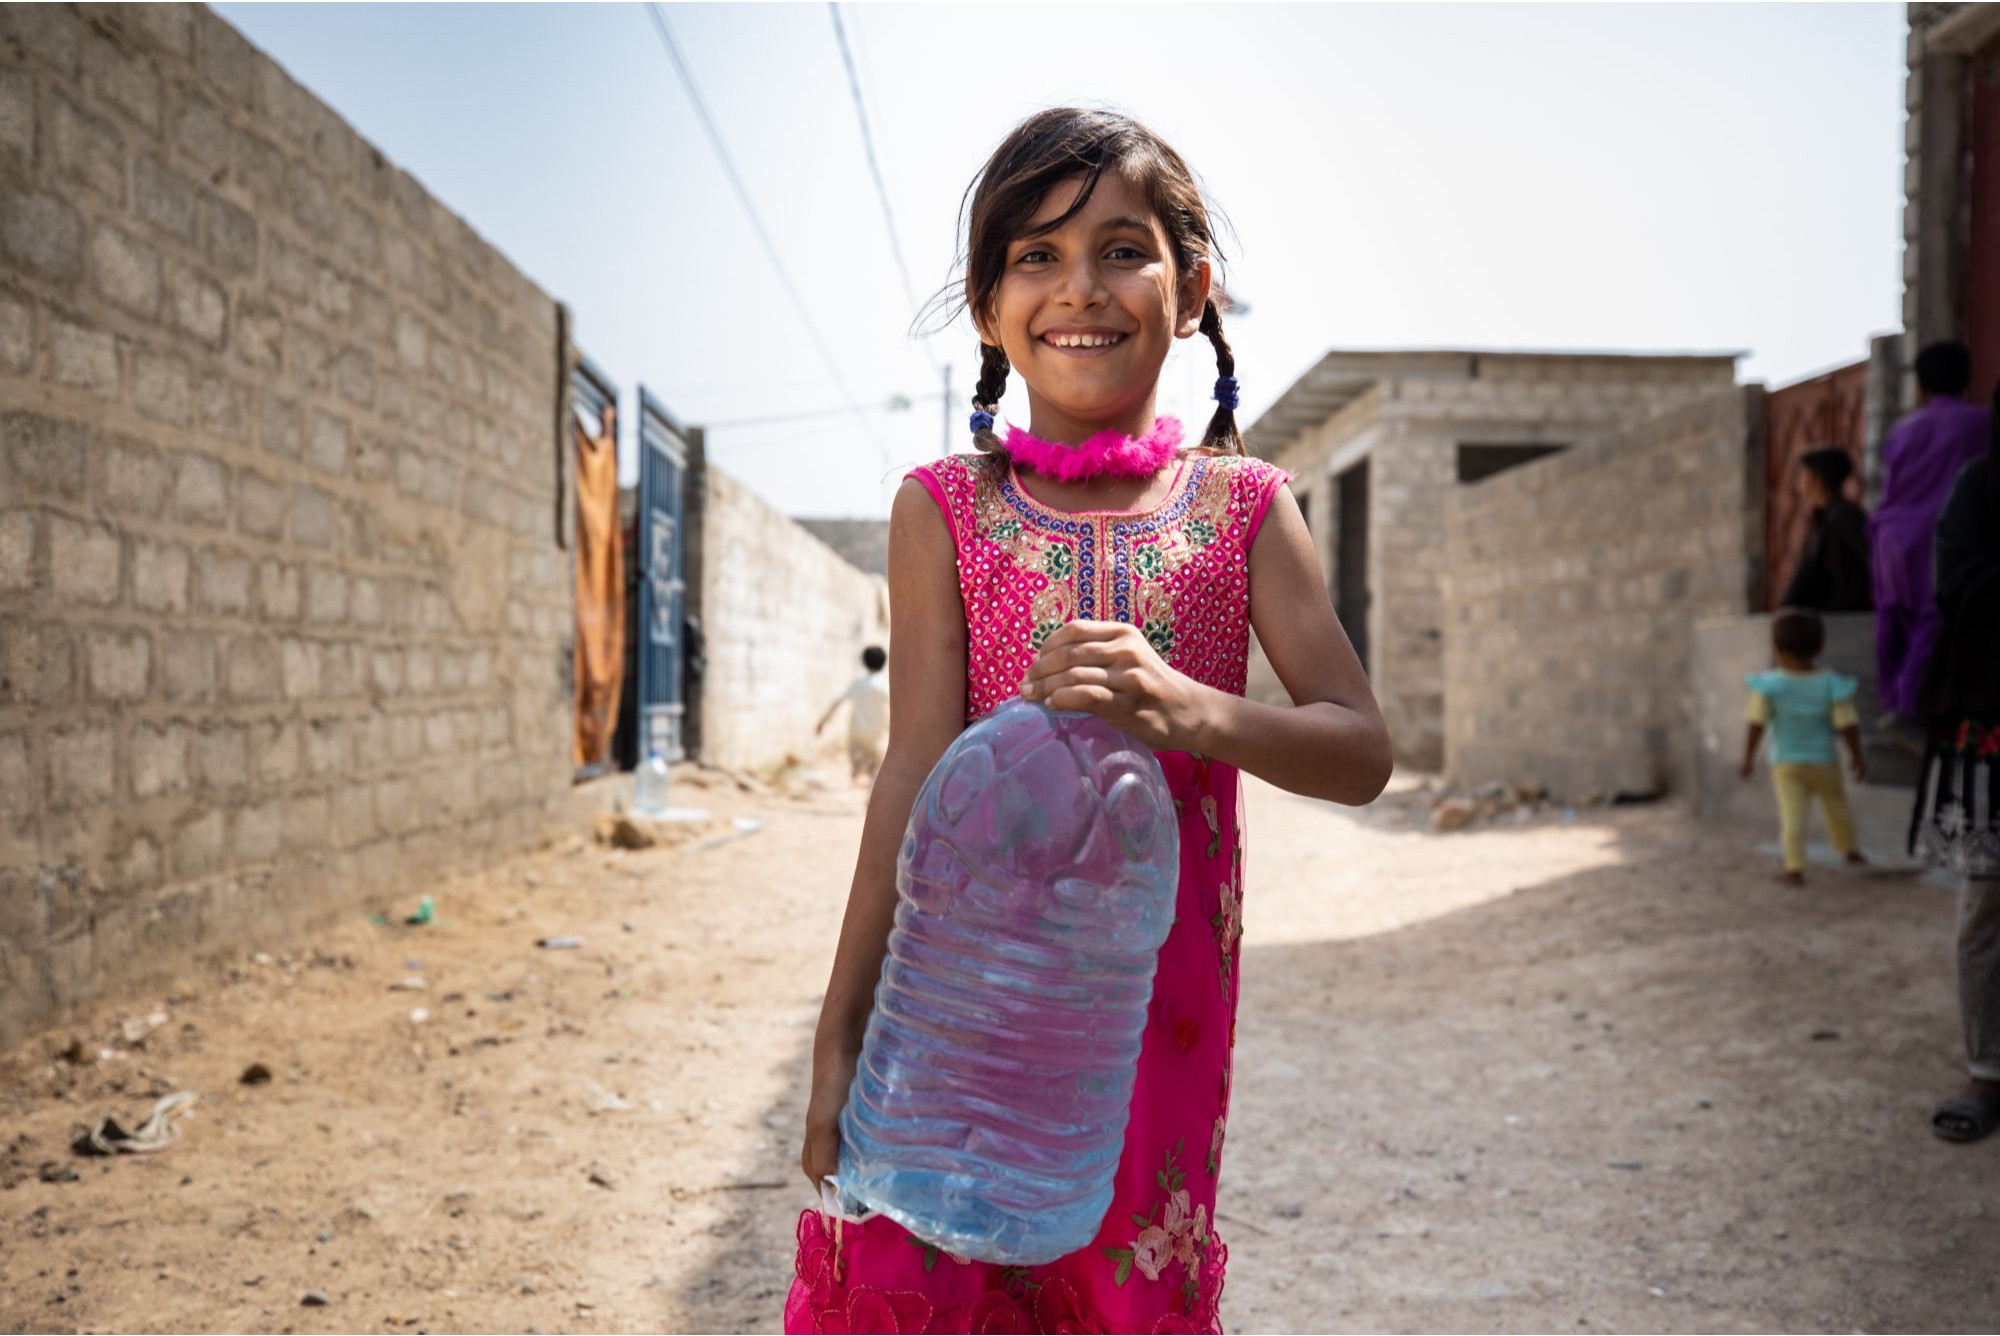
828 4 924 335
642 3 884 454
828 3 954 449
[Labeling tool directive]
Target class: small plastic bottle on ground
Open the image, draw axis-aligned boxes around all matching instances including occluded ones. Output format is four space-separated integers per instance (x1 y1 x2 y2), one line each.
632 751 670 818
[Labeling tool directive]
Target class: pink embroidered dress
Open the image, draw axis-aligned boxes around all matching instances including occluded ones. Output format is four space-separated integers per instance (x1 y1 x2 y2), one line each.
786 439 1291 1336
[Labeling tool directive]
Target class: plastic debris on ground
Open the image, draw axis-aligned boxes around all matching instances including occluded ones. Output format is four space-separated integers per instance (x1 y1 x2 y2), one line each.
74 1091 200 1156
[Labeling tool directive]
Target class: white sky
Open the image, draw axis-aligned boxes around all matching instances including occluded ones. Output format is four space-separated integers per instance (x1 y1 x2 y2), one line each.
215 2 1907 519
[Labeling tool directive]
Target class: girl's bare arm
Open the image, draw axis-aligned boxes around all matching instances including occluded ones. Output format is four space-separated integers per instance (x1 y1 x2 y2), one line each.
1211 486 1392 804
800 478 967 1190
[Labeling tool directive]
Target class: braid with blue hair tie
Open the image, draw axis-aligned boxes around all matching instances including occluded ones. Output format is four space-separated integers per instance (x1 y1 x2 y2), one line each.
1199 301 1245 454
969 342 1010 453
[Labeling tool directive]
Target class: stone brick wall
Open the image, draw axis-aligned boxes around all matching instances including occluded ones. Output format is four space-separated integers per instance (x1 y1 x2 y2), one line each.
697 466 888 773
0 5 586 1045
1440 387 1765 799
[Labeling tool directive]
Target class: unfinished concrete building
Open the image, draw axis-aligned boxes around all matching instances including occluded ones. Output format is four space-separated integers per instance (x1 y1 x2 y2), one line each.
1244 350 1740 769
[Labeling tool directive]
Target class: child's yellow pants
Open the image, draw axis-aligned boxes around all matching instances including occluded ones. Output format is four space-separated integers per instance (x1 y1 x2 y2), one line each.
1772 762 1857 872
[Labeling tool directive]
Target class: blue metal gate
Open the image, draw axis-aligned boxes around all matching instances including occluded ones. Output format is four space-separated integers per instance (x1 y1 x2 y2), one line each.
635 388 688 762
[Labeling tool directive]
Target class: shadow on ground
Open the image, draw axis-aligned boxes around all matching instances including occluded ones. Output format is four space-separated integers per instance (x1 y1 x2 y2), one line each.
1225 792 1992 1333
704 784 1995 1333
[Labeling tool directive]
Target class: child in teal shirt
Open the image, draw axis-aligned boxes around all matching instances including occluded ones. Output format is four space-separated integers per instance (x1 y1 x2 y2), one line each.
1741 608 1869 883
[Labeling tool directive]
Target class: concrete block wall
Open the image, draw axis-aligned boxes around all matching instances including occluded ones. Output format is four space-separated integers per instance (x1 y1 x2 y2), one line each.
0 4 582 1045
1440 387 1765 799
1251 356 1738 770
697 465 887 772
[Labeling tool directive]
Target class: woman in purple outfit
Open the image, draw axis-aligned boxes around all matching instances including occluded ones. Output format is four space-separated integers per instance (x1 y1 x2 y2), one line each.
1870 341 1990 723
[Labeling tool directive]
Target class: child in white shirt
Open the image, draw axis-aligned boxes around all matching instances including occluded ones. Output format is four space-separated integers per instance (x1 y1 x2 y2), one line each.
817 645 889 786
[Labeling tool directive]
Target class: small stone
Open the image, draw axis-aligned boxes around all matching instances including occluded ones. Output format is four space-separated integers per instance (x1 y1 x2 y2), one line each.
240 1062 273 1085
588 1166 615 1189
38 1161 79 1183
300 1289 329 1307
1431 798 1478 832
315 1229 335 1243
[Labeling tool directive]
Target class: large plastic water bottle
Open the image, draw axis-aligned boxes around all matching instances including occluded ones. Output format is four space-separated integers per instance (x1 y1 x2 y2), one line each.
632 750 670 818
833 699 1179 1264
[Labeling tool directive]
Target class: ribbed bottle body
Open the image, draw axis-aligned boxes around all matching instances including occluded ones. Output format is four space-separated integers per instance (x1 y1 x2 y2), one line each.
837 701 1178 1264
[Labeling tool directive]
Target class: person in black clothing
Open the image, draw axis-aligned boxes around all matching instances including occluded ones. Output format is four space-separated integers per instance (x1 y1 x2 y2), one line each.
1912 395 2000 1143
1779 446 1871 612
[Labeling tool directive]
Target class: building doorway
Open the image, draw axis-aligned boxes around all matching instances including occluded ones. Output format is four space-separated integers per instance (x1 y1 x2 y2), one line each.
1335 459 1370 676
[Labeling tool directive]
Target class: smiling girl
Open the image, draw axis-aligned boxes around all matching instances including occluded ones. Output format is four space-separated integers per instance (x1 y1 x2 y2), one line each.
787 107 1391 1334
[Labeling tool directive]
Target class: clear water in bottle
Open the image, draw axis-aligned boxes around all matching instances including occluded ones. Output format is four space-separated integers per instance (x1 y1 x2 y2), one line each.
834 699 1179 1265
632 750 670 818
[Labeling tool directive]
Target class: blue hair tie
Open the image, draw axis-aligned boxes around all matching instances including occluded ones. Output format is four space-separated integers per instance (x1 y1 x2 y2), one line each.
1213 376 1240 413
969 408 995 435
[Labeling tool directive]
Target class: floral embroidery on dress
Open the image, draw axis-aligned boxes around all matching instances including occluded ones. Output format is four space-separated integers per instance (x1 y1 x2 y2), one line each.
1112 462 1234 663
909 1236 975 1273
1198 795 1220 859
921 451 1286 722
970 457 1092 642
1103 1141 1212 1316
1211 844 1243 988
1206 1113 1226 1177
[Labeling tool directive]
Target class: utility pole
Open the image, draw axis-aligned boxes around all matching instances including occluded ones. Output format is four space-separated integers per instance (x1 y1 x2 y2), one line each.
941 363 952 453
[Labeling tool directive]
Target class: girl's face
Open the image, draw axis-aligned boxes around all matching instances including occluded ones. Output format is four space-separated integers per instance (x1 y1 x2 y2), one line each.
975 171 1209 439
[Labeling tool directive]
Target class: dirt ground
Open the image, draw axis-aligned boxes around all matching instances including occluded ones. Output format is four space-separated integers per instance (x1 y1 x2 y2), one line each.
2 766 1995 1334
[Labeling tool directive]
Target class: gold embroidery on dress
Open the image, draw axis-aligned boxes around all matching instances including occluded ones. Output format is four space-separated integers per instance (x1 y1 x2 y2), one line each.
1123 460 1235 660
970 458 1080 648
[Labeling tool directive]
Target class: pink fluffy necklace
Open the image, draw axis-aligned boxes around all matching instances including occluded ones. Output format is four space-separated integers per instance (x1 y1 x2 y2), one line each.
1002 415 1183 482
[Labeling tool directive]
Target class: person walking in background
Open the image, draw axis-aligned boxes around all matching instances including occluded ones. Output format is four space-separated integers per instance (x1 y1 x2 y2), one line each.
1911 395 2000 1143
1741 608 1868 885
1871 341 1988 725
1780 446 1871 613
816 645 890 786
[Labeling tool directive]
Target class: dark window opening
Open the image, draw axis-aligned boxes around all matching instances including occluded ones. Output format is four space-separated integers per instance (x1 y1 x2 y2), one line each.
1335 460 1369 676
1457 442 1567 484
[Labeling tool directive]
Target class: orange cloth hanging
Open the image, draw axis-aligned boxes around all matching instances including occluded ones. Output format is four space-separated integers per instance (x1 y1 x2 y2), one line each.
572 403 625 768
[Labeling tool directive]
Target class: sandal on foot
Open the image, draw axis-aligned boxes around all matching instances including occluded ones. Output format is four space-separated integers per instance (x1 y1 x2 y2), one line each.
1931 1093 2000 1143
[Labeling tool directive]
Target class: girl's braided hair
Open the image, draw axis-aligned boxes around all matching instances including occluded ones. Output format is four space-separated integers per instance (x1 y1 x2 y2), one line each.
919 107 1243 457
